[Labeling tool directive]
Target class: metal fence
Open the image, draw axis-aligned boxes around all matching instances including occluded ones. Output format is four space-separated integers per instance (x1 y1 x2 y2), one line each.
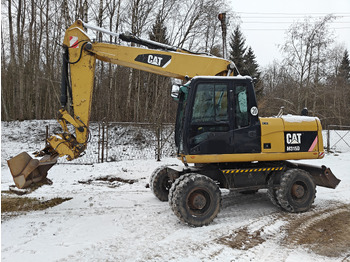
325 125 350 153
56 121 177 165
52 123 350 165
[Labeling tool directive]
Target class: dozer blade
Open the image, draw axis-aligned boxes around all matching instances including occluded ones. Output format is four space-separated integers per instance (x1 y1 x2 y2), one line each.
7 152 58 189
286 161 341 189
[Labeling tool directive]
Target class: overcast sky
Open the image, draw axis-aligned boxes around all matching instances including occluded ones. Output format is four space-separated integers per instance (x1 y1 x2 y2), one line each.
228 0 350 67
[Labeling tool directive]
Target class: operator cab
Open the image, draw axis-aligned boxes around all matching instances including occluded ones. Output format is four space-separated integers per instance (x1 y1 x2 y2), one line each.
174 76 261 156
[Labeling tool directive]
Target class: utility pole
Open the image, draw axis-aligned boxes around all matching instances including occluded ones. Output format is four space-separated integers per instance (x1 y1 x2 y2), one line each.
218 13 228 59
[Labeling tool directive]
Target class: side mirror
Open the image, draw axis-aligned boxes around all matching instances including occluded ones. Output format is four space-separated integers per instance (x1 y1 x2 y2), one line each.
171 84 180 99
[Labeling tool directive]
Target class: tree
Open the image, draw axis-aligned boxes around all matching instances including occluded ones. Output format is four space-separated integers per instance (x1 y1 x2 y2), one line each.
338 49 350 81
228 26 261 83
149 15 169 44
281 15 335 114
1 0 232 123
146 16 174 123
331 49 350 125
259 61 297 117
243 46 260 79
228 25 246 75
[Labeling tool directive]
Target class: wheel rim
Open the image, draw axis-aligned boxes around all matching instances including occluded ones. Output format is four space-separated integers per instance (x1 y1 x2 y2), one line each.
291 181 307 200
161 178 171 191
187 188 211 216
160 172 171 192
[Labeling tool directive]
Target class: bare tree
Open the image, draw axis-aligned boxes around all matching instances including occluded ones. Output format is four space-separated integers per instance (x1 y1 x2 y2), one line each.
1 0 234 123
281 15 335 114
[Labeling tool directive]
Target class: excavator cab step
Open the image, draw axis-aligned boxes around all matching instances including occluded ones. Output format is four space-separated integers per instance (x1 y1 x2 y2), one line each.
7 152 58 189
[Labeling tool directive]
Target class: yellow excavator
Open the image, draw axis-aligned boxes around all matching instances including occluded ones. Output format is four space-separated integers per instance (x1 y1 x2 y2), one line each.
7 20 340 226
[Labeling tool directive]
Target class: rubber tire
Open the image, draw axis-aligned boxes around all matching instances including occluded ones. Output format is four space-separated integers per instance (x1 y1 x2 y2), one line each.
150 165 171 201
267 175 282 208
276 169 316 212
171 173 221 227
169 174 189 212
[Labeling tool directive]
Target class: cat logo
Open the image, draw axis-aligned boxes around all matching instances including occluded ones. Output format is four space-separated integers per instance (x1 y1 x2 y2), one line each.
285 132 302 152
147 55 163 66
284 131 318 153
286 133 302 144
135 54 172 68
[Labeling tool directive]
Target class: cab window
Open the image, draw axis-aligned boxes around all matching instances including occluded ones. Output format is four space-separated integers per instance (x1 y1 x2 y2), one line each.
235 85 249 128
192 83 228 123
190 83 229 147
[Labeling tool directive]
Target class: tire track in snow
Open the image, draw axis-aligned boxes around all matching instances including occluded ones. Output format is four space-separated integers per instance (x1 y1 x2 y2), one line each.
214 197 350 260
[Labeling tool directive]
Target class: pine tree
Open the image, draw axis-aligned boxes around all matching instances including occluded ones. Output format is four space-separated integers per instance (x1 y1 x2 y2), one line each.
338 49 350 81
243 46 260 79
228 26 260 79
229 26 246 75
149 15 169 44
146 16 174 123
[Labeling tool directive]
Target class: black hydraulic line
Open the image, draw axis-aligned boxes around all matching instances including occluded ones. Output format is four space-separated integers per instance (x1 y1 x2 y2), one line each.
119 33 177 52
60 48 69 108
119 33 214 56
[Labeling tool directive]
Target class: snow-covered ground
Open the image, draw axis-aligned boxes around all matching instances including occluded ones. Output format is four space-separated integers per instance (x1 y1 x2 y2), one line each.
1 121 350 262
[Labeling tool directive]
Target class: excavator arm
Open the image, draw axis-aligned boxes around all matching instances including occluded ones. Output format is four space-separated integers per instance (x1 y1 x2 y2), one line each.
8 19 234 188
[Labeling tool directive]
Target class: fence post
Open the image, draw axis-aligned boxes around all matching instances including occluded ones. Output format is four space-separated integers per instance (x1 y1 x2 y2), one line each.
98 123 101 163
156 123 161 161
106 123 109 162
101 123 105 163
98 121 108 163
327 125 330 153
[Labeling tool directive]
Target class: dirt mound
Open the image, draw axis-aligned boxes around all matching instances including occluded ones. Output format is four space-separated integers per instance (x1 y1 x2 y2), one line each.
78 175 138 187
217 201 350 258
1 194 71 221
217 226 265 250
284 203 350 257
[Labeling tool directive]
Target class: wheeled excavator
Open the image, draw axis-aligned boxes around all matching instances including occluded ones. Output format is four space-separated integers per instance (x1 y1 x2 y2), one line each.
7 20 340 226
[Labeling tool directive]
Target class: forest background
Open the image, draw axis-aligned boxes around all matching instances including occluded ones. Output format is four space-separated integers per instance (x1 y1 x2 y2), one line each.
1 0 350 127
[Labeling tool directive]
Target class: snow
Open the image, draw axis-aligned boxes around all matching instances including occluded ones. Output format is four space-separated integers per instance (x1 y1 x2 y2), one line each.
1 121 350 262
281 114 319 123
192 75 252 80
0 120 177 165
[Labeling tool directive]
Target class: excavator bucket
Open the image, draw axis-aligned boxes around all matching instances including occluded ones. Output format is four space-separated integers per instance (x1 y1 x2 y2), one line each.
7 152 58 189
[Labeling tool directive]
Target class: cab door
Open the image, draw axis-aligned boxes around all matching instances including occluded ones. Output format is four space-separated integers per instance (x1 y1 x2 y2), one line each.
186 80 231 155
230 81 261 153
183 77 261 156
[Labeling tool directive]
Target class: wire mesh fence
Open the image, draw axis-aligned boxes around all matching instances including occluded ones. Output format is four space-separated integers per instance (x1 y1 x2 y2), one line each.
56 121 177 164
325 125 350 153
50 123 350 164
3 121 348 167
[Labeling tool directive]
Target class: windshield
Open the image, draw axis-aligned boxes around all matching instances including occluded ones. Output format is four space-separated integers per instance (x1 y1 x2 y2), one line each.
174 84 189 152
191 83 228 123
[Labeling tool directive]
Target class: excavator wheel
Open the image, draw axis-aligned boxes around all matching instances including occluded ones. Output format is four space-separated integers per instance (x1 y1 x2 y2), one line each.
276 169 316 213
168 174 189 212
150 165 172 201
170 173 221 227
267 176 282 209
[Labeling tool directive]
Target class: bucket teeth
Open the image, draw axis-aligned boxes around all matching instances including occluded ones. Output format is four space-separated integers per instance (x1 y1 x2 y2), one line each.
7 152 58 189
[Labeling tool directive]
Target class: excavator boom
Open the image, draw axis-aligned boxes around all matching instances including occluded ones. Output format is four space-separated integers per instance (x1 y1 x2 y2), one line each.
7 19 234 189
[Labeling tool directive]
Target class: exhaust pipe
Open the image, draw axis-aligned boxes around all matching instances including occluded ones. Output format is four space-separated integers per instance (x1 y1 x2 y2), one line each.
7 152 58 189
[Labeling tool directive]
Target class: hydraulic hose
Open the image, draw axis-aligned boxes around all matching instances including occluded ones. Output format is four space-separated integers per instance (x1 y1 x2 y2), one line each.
60 48 69 107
